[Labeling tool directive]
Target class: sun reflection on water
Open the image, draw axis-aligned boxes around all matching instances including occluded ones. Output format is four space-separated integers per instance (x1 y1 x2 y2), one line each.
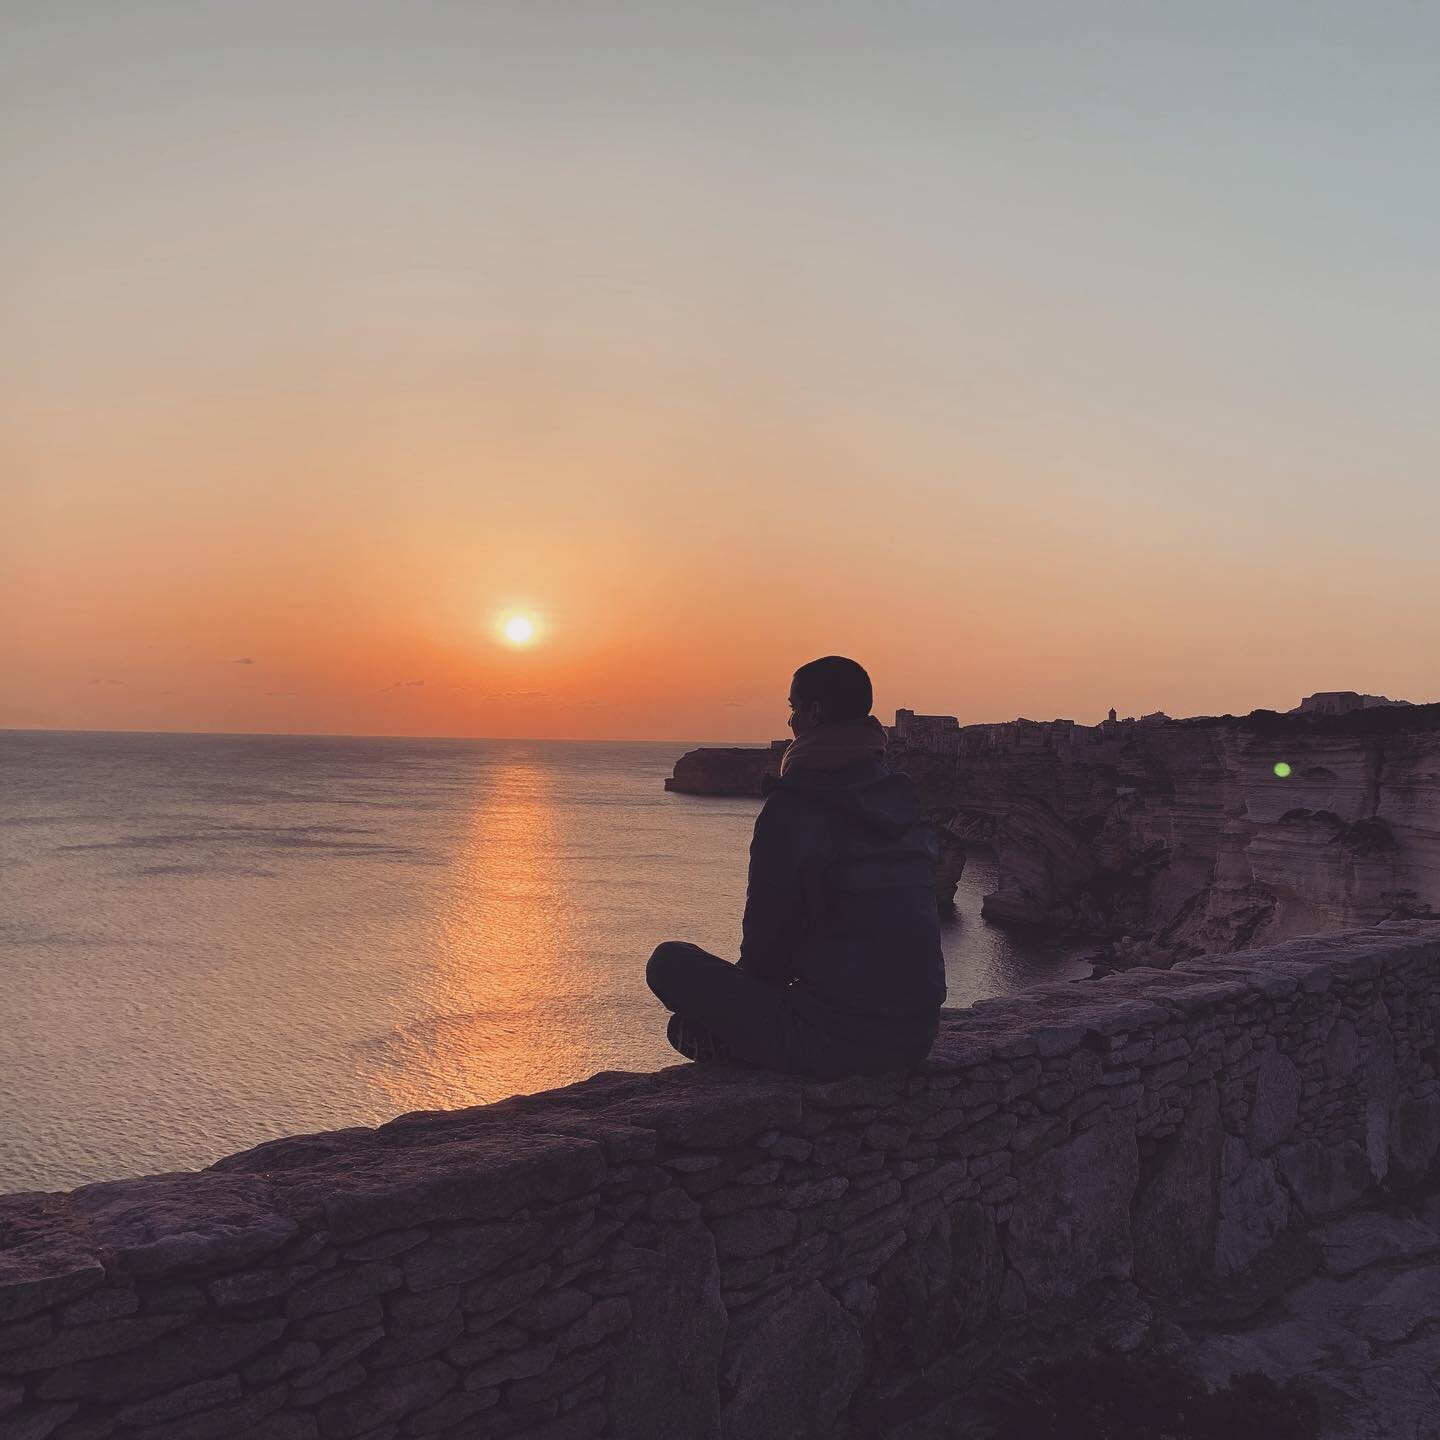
361 756 614 1114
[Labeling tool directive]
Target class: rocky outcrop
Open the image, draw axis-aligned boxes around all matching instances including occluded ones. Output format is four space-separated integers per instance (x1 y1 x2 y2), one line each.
664 743 788 797
2 922 1437 1440
954 704 1440 960
1177 1207 1440 1440
932 823 966 907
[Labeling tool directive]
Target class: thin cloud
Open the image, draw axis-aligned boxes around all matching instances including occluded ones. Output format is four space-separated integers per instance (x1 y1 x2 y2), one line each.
379 679 426 693
568 699 621 710
723 701 745 709
88 678 125 686
484 690 548 703
233 657 255 665
266 690 300 698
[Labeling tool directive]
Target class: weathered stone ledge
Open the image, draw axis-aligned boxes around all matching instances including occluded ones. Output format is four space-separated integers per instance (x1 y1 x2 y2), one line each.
2 921 1438 1439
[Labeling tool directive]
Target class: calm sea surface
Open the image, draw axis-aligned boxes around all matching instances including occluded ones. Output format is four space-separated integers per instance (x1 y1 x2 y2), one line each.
0 730 1090 1192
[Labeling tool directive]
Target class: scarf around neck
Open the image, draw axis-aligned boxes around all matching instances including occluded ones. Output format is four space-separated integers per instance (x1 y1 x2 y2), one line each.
778 715 889 777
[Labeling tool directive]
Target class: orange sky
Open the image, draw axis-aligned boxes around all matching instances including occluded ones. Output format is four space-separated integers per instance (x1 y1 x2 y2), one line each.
5 5 1438 741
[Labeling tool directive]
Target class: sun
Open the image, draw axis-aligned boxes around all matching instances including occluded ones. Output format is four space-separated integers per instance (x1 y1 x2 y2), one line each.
493 608 545 648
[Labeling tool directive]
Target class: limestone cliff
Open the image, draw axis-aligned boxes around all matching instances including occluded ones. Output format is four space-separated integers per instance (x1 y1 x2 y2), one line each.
667 701 1440 959
893 703 1440 959
665 741 788 797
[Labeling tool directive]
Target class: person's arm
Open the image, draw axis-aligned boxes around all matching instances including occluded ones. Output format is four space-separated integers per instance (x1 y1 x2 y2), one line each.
737 797 807 985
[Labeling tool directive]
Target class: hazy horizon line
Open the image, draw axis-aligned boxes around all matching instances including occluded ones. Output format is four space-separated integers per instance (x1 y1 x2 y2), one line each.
0 700 1356 747
0 724 781 747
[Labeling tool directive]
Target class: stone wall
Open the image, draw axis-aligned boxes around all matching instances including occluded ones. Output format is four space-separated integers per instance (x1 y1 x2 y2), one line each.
3 922 1438 1440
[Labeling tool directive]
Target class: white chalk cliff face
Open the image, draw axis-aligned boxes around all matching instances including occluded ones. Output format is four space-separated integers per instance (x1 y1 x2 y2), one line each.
1171 718 1440 954
892 704 1440 958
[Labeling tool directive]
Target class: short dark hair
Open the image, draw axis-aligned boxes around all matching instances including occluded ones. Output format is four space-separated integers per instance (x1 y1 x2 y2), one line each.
791 656 873 722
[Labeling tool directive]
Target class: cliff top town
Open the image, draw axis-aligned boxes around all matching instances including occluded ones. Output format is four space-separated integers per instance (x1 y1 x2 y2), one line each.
890 689 1419 755
672 693 1422 773
670 691 1429 783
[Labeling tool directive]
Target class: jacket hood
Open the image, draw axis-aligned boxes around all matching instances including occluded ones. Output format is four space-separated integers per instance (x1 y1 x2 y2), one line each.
778 715 888 778
765 755 924 838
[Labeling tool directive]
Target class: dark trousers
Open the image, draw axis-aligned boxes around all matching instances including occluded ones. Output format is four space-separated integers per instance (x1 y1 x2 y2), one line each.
645 940 937 1079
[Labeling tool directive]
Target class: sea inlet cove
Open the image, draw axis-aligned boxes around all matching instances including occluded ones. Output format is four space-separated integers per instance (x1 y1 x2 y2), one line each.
2 692 1438 1440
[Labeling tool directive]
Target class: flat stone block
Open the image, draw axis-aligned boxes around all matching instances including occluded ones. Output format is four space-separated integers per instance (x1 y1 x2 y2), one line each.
35 1320 286 1403
318 1135 605 1243
711 1209 798 1261
1318 1214 1440 1278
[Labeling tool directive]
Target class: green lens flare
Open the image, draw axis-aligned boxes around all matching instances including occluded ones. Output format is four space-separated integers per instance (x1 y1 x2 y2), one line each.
1274 761 1292 778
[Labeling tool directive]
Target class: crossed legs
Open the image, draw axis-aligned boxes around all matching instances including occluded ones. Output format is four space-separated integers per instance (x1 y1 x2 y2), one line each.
645 940 790 1069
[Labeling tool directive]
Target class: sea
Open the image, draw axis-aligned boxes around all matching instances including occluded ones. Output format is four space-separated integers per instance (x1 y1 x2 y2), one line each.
0 730 1091 1193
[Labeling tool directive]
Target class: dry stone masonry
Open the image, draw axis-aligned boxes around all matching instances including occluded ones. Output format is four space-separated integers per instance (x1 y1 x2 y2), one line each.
2 921 1438 1440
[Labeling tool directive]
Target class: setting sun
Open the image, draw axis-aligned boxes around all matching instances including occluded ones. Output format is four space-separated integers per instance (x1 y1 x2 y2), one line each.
503 615 536 646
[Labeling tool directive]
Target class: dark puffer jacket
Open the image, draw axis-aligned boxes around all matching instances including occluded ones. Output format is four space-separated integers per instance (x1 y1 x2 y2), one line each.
738 755 946 1029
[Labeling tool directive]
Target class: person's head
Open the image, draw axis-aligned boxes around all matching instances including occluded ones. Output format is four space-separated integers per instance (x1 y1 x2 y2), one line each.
787 656 873 736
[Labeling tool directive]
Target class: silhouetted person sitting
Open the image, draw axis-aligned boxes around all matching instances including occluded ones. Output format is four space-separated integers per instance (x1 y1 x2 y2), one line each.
647 656 946 1078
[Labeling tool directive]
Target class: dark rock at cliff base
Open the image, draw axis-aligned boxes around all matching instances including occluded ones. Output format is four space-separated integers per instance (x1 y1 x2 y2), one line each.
933 820 966 905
